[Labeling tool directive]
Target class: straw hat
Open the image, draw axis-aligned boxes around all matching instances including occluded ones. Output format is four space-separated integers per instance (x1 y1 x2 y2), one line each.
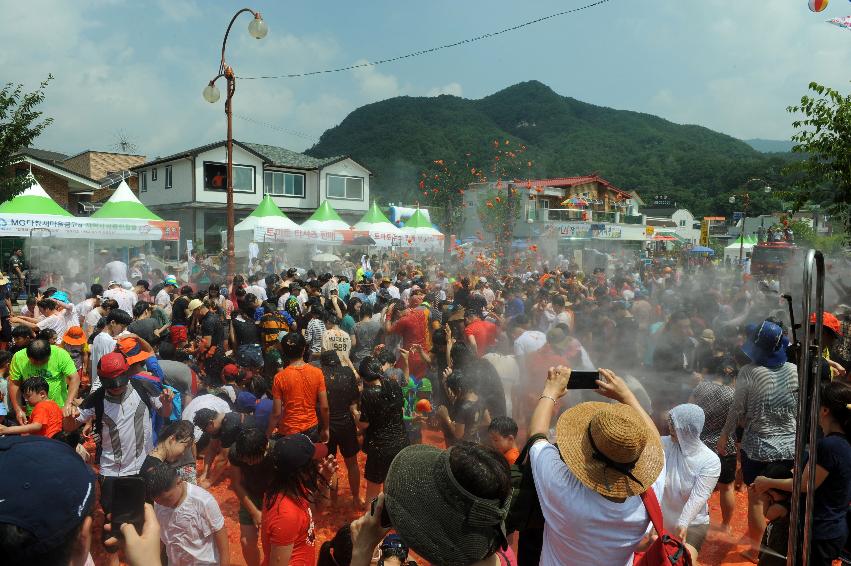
556 402 663 499
0 272 9 286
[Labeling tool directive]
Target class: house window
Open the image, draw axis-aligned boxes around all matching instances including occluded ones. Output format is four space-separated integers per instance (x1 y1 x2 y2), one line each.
327 174 364 200
539 199 550 209
679 219 686 227
152 168 157 181
165 165 173 189
140 171 147 192
264 171 305 197
203 162 255 193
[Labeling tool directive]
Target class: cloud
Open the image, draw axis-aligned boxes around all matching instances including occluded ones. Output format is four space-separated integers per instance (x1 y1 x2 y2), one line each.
157 0 200 23
352 60 401 101
427 82 463 97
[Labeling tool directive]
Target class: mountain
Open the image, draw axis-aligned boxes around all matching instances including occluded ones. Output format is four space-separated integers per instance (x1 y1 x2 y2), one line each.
307 81 792 216
744 138 795 153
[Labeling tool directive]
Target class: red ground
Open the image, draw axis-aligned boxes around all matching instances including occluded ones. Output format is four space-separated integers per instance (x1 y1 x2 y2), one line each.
89 429 777 565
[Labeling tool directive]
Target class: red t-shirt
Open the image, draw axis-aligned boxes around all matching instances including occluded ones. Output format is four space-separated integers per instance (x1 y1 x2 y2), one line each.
390 309 430 377
261 494 315 566
271 364 326 435
30 399 63 438
464 319 499 357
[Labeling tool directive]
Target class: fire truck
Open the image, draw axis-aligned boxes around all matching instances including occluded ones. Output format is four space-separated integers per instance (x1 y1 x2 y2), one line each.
751 239 802 279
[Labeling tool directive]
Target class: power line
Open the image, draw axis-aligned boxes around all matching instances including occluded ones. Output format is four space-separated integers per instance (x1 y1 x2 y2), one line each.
236 0 614 80
234 113 318 140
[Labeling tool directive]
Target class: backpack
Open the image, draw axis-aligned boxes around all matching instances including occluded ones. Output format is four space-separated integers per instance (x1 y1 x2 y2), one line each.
505 433 548 534
633 488 693 566
260 312 289 352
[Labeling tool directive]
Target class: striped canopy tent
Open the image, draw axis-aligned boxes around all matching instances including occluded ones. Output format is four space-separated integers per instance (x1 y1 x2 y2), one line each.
353 201 402 247
0 174 72 216
300 200 351 232
92 180 161 220
235 195 300 232
401 208 443 250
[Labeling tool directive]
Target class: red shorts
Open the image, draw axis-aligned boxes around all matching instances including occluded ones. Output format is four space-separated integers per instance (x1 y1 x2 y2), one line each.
170 325 188 345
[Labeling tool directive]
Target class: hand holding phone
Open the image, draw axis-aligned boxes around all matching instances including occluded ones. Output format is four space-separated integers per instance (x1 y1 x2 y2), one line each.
567 370 601 390
109 477 146 539
371 496 392 528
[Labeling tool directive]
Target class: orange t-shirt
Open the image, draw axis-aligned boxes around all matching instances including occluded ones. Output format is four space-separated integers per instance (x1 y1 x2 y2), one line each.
271 363 326 435
503 447 520 466
30 399 63 438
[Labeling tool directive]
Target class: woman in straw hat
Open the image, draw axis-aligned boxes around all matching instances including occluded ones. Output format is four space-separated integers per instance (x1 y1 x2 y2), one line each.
526 366 665 566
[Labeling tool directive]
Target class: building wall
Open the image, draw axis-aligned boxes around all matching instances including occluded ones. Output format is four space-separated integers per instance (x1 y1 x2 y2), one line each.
319 159 370 212
29 167 70 209
62 152 145 181
137 158 194 207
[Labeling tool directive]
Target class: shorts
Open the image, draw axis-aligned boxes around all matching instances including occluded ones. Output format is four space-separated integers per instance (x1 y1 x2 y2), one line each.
236 343 264 368
718 454 737 485
686 523 710 552
740 451 793 486
238 493 264 526
170 325 188 345
365 444 406 484
328 421 360 459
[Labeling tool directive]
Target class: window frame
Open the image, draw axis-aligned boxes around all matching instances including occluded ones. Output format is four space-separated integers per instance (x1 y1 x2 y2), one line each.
140 171 147 192
202 161 256 194
164 165 173 189
151 168 157 181
263 170 306 199
326 173 364 201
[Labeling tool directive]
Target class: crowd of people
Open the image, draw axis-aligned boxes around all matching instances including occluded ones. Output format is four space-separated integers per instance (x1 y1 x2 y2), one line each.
1 249 851 566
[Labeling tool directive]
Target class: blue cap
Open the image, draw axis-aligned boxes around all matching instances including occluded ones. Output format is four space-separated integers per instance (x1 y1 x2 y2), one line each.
236 391 258 413
0 436 95 559
742 320 788 367
50 291 69 304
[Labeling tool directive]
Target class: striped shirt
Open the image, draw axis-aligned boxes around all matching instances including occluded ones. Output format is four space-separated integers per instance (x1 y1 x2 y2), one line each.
692 380 736 456
721 362 798 462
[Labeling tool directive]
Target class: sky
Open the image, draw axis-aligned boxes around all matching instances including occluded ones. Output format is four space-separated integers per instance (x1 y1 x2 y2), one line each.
3 0 851 160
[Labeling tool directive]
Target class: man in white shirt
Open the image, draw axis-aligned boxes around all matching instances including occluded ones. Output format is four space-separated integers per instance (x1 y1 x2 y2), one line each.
90 309 132 391
527 366 666 566
10 296 76 344
511 315 546 357
156 275 178 317
103 258 128 284
245 274 267 302
148 464 229 566
102 281 136 314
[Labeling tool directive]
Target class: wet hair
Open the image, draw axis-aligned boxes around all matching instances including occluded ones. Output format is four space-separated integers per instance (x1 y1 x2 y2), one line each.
821 380 851 436
144 462 179 499
446 369 475 395
158 341 177 360
105 309 132 326
0 350 12 368
180 285 194 297
132 301 151 318
11 325 34 339
359 356 385 382
36 329 57 343
36 299 57 312
280 332 307 363
449 442 511 502
232 427 268 462
376 349 396 366
320 350 340 367
157 420 194 446
449 342 474 369
488 416 518 438
91 283 104 297
21 375 49 396
100 298 119 311
266 446 325 506
26 339 51 363
192 408 219 432
135 280 149 291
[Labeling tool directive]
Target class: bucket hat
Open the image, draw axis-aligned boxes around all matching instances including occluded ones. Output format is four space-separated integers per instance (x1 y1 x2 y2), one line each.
556 402 664 499
384 444 511 566
117 336 150 366
742 320 788 367
62 326 87 346
809 311 843 338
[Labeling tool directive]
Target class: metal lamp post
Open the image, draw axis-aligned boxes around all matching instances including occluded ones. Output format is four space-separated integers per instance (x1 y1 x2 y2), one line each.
729 178 772 264
204 9 268 277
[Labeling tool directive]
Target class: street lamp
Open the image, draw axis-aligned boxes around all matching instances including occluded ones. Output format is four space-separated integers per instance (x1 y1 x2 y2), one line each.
729 178 772 264
204 9 268 277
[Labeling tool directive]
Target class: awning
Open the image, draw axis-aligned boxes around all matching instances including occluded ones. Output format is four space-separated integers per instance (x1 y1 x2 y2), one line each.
652 234 677 241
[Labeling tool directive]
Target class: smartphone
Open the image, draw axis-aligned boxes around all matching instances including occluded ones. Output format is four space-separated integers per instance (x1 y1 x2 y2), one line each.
567 370 600 390
370 497 392 529
110 477 146 538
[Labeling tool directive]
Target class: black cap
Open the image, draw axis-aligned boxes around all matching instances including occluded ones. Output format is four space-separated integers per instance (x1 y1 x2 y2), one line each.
270 434 328 474
0 437 95 559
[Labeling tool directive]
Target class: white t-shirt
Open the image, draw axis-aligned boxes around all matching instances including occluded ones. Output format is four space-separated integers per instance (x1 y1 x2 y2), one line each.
182 395 231 442
155 483 224 566
155 289 173 315
103 287 136 315
77 386 161 476
245 284 267 302
76 298 97 323
90 332 117 391
84 309 104 336
514 330 546 357
530 441 666 566
104 260 128 283
37 306 78 344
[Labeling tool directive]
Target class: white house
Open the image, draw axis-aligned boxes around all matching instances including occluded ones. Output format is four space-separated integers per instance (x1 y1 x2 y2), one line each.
133 140 371 250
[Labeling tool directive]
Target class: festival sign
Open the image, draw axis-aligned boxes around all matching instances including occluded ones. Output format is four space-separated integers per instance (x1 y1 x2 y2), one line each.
254 226 375 245
0 214 180 240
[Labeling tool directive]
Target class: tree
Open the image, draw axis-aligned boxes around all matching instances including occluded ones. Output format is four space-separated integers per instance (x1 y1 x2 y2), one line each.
0 76 53 202
786 81 851 236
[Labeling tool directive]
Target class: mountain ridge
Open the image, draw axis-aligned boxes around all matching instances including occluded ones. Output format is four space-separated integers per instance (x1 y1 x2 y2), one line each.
307 80 789 216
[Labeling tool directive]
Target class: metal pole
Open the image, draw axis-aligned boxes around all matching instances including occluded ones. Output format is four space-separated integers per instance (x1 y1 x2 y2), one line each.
225 69 236 278
739 194 748 264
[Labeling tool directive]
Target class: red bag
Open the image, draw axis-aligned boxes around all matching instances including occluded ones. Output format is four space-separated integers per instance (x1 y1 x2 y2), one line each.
633 488 693 566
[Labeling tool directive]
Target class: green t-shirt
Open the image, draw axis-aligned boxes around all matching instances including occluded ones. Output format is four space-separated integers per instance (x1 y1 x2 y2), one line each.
10 346 77 411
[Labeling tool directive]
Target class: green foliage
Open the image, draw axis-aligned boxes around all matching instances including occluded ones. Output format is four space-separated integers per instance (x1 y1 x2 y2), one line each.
788 218 845 253
307 81 793 216
785 82 851 235
0 76 53 201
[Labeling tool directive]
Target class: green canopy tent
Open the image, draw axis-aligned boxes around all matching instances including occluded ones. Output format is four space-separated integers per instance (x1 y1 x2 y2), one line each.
400 208 443 250
91 180 161 220
300 200 351 232
353 201 402 247
0 174 73 217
